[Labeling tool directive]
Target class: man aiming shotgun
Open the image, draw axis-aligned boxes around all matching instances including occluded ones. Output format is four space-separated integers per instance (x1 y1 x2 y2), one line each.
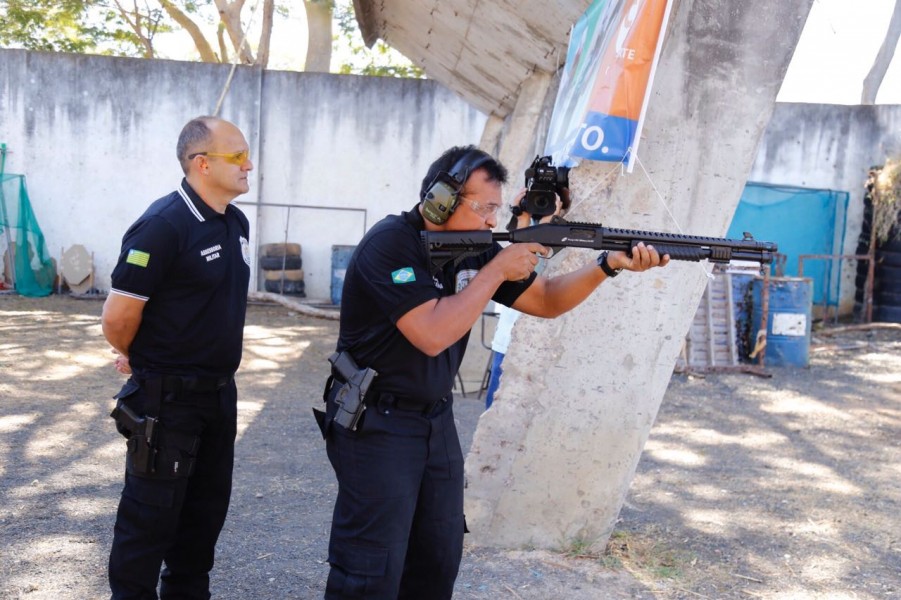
316 145 675 599
422 216 777 275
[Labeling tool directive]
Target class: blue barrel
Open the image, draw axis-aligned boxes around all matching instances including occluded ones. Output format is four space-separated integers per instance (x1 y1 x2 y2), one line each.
751 277 813 367
331 245 356 305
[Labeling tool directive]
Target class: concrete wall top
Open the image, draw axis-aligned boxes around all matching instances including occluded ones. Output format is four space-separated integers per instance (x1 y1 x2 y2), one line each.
748 102 901 310
750 103 901 199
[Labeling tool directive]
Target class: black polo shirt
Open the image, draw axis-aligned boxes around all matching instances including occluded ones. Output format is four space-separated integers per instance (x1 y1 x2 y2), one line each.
110 179 251 377
337 205 536 402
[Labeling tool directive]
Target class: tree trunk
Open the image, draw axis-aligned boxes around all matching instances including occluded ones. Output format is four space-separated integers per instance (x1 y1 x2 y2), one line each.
214 0 256 64
862 0 901 104
255 0 276 68
304 0 333 72
159 0 219 63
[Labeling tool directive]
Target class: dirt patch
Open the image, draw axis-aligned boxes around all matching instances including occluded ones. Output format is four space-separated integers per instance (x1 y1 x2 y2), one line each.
619 326 901 599
0 293 899 599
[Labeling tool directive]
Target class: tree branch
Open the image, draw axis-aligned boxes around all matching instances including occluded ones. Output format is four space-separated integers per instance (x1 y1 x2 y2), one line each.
110 0 154 58
862 0 901 104
159 0 220 63
218 22 230 64
214 0 255 64
255 0 275 67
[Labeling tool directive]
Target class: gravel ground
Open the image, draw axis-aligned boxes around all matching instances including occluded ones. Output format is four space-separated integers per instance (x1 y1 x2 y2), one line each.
0 293 899 599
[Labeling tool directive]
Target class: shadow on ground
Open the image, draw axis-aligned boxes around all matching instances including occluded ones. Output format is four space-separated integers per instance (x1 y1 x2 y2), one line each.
1 294 898 599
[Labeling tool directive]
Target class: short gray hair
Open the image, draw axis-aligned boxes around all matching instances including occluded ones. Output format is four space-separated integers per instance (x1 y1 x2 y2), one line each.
176 116 218 174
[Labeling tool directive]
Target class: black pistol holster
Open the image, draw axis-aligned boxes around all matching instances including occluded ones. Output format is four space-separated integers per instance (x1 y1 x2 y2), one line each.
110 377 199 479
314 351 377 437
117 402 159 476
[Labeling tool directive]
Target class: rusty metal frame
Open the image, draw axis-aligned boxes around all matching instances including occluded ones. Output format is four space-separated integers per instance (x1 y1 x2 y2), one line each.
675 265 773 376
798 253 874 324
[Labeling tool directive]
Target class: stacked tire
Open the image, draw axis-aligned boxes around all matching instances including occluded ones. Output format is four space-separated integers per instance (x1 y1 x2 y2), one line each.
852 189 874 320
852 176 901 323
259 243 305 297
874 235 901 323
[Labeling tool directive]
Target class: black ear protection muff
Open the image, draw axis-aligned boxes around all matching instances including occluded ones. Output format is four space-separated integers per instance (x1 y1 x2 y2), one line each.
421 150 493 225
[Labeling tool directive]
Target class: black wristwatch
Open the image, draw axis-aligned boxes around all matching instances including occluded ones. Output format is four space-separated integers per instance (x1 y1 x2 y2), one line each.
597 251 623 278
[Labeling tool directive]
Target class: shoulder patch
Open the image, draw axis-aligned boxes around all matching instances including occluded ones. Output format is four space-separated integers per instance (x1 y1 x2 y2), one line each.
126 249 150 268
391 267 416 284
240 236 251 266
456 268 478 293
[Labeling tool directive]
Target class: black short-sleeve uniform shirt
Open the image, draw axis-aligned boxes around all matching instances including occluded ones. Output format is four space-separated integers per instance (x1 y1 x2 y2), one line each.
110 179 251 377
337 205 536 402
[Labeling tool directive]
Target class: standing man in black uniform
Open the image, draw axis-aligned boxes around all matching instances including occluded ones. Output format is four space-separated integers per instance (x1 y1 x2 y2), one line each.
320 144 669 599
102 115 253 599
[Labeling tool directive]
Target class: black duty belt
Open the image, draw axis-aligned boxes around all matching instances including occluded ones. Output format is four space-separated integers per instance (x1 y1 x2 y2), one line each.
374 393 448 416
160 374 233 393
329 374 449 416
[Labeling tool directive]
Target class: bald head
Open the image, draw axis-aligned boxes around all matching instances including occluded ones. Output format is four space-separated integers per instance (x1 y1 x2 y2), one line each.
177 116 222 174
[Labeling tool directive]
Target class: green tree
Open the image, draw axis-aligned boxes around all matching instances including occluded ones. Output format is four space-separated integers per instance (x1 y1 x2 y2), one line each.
105 0 171 58
0 0 422 76
333 0 423 78
127 0 278 66
0 0 154 54
0 0 275 65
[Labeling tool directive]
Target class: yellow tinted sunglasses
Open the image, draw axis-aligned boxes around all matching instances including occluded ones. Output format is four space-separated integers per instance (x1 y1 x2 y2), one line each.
188 150 250 165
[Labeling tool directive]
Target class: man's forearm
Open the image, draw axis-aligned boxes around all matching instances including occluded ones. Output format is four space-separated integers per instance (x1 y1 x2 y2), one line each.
397 263 506 357
102 319 140 357
521 263 606 318
101 293 146 358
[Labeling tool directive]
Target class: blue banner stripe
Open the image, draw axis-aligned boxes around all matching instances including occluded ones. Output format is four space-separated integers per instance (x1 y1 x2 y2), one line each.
570 111 637 163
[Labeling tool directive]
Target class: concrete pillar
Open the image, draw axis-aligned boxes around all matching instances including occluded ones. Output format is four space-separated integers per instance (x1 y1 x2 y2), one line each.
464 0 816 551
495 71 554 184
479 114 505 157
478 71 555 199
456 71 558 391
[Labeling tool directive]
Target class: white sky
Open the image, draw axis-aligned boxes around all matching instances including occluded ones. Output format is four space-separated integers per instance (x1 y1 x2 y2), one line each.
153 0 901 105
778 0 900 104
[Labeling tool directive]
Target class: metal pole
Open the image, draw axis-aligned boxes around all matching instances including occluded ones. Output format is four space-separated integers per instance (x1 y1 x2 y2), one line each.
866 217 877 324
799 253 873 324
757 268 770 368
0 145 19 290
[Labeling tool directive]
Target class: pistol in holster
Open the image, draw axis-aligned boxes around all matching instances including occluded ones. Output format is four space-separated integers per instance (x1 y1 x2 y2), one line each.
110 400 160 476
110 378 199 479
323 351 377 433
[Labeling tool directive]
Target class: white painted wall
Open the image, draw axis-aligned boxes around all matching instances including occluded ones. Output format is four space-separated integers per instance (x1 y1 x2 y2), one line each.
3 49 896 312
0 49 486 299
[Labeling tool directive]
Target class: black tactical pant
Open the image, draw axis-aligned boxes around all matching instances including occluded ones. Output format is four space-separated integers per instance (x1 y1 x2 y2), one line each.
108 377 238 600
324 394 464 600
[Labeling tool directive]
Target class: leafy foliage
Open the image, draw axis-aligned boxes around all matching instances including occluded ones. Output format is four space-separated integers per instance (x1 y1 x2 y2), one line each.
1 0 424 77
0 0 172 56
333 0 423 78
870 158 901 244
2 0 102 53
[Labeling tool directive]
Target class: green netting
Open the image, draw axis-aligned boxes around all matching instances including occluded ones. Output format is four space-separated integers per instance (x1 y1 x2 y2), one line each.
1 144 55 297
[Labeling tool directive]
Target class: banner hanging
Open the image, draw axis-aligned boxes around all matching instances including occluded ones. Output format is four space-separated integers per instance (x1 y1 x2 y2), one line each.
545 0 672 172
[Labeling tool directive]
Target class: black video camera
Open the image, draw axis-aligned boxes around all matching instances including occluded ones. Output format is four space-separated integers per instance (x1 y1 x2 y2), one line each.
519 155 570 217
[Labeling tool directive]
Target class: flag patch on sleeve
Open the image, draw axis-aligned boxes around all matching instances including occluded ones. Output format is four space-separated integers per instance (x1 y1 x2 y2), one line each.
391 267 415 284
126 249 151 268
